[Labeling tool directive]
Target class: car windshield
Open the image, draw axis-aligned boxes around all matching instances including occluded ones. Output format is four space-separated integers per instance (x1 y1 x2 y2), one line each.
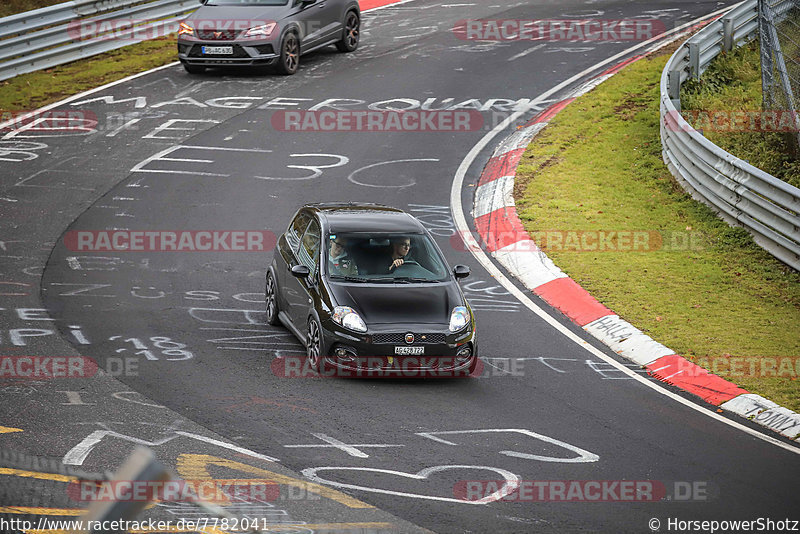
205 0 288 5
325 232 449 283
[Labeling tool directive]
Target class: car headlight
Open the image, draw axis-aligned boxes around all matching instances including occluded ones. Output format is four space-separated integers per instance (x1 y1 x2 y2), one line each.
244 23 277 38
332 306 367 333
178 22 194 36
449 306 470 332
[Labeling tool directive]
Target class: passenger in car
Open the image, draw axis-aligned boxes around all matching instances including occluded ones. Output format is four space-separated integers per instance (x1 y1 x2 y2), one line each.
328 236 358 276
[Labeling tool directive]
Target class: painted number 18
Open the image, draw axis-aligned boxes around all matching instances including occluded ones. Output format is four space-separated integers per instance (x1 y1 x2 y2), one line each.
123 336 193 360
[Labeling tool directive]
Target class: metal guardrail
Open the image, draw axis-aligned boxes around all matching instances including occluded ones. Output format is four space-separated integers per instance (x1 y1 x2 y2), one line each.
660 0 800 270
0 0 198 82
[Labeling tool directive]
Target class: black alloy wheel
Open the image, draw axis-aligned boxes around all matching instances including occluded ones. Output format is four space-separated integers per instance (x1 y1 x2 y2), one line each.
306 317 324 371
265 272 280 326
277 32 300 74
336 11 360 52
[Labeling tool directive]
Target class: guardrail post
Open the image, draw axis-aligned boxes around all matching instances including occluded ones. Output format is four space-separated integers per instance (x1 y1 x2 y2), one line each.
668 68 682 109
74 447 170 534
0 0 198 82
659 0 800 271
688 40 700 79
722 16 734 52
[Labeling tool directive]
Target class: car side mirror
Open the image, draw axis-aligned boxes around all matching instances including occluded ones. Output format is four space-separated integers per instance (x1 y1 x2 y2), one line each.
453 265 470 279
291 264 311 278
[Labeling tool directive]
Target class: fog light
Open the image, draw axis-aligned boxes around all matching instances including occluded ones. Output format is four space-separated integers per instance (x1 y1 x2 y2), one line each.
334 347 356 361
456 346 472 361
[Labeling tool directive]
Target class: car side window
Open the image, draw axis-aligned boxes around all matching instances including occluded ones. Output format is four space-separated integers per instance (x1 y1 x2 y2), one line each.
285 211 311 254
298 219 321 277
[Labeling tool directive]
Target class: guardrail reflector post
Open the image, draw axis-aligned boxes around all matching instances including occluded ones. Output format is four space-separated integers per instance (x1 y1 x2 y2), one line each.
71 447 170 534
688 41 700 80
668 69 682 108
722 16 734 52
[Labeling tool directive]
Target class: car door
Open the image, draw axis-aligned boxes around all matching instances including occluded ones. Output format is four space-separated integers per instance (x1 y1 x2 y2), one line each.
288 217 321 330
296 0 339 50
315 0 343 44
280 210 311 323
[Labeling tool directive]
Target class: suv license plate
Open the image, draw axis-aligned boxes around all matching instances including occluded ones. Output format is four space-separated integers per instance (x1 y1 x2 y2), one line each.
202 46 233 55
395 346 424 355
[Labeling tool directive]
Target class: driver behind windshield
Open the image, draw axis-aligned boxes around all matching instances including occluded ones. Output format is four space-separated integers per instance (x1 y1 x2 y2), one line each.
388 236 412 272
328 236 358 276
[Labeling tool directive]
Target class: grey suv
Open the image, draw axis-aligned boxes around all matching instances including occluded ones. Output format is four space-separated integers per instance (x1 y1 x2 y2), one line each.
177 0 360 74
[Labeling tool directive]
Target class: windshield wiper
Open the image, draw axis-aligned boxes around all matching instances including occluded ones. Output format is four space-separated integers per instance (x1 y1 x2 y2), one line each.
330 275 369 283
368 277 408 283
393 277 439 283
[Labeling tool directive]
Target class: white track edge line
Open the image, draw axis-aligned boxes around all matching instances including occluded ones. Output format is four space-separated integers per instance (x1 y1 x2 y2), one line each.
0 62 180 131
0 0 407 131
450 6 800 455
11 0 794 451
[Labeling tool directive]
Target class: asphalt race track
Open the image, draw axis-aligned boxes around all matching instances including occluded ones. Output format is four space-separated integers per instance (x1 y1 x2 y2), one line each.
2 0 799 532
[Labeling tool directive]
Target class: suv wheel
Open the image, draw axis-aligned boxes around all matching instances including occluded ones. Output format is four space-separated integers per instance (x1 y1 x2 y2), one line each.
336 11 360 52
277 32 300 75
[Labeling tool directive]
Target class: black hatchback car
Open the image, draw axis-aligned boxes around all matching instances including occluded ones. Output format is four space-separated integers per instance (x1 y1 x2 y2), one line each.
266 203 478 376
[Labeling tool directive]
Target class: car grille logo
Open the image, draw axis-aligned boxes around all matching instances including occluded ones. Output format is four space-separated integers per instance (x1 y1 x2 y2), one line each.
214 31 222 39
405 333 414 344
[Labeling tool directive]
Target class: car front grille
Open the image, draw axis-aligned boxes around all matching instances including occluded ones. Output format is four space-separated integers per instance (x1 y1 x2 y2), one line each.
188 44 251 58
197 29 240 40
372 333 447 344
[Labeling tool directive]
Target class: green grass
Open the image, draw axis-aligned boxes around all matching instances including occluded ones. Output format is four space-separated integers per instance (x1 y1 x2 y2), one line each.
514 49 800 411
0 38 177 113
0 0 182 112
0 0 157 17
1 0 67 18
681 40 800 188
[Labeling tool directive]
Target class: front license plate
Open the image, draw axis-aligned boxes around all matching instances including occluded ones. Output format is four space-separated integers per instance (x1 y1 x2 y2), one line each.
202 46 233 55
394 346 424 355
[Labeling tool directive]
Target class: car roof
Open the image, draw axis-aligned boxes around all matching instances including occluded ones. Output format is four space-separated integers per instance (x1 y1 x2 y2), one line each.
303 203 426 233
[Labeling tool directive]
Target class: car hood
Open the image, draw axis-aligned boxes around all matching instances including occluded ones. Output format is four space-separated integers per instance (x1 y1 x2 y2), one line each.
328 281 464 326
187 5 295 24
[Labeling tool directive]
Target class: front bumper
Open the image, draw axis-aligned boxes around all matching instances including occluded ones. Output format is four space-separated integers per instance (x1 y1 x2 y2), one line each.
319 320 478 377
177 37 278 66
